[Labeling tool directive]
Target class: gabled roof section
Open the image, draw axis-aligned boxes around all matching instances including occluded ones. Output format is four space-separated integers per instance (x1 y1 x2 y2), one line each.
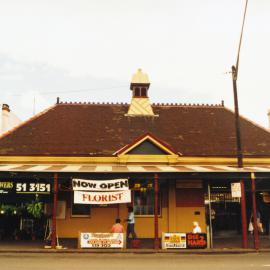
114 133 179 156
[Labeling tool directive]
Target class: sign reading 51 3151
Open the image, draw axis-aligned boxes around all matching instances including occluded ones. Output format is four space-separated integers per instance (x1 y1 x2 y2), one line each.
16 183 51 194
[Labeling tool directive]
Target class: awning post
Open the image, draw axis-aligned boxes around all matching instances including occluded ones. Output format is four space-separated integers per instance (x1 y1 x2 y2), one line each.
51 173 58 249
240 180 248 248
251 172 259 250
154 173 159 249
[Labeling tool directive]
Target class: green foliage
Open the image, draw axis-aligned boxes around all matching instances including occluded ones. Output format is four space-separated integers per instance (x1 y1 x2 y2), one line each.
0 204 23 215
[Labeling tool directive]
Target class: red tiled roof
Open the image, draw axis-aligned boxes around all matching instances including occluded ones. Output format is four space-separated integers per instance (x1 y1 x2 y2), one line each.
0 102 269 157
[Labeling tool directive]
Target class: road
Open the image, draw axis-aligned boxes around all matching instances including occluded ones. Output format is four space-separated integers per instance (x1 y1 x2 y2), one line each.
1 253 270 270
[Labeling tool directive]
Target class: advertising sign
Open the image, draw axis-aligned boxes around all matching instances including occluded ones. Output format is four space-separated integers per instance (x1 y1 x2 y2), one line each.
162 233 187 249
231 182 241 198
0 181 51 195
0 181 52 203
74 190 131 205
80 232 124 248
186 233 207 249
72 179 129 191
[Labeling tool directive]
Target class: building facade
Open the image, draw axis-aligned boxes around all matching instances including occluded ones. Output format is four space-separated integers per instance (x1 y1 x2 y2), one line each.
0 70 270 248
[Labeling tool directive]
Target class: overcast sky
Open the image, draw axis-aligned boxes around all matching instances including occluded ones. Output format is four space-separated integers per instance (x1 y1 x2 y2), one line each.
0 0 269 128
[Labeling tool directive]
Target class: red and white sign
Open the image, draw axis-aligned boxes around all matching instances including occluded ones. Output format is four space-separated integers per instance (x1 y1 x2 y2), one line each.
74 190 131 205
80 232 124 248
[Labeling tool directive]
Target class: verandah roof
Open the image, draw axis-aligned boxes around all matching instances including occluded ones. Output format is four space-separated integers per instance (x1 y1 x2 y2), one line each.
0 164 270 173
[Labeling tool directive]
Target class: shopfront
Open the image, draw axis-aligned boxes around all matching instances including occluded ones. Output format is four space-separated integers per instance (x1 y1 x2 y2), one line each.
0 176 52 241
0 164 269 249
0 70 269 249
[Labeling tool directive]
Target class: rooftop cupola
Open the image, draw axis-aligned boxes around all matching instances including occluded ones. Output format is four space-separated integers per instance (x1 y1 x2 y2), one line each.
130 68 150 97
127 69 156 116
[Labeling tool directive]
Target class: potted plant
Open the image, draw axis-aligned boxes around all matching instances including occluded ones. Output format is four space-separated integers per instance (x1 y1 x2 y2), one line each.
26 199 44 240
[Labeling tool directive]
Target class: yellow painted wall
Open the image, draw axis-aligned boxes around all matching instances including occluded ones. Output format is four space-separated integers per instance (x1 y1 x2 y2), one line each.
57 205 169 238
57 205 205 238
176 207 206 233
57 207 118 237
56 186 206 238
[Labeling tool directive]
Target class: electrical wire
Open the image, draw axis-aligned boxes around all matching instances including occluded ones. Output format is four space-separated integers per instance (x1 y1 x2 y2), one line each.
2 85 128 97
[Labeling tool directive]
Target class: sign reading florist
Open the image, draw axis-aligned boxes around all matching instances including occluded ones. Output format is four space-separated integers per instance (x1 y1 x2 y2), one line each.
73 178 131 205
74 190 131 204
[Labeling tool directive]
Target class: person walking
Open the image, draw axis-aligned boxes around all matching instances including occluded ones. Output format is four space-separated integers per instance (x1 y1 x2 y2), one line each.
126 206 137 243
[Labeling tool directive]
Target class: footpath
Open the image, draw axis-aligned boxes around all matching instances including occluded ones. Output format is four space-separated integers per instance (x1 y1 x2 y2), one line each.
0 236 270 254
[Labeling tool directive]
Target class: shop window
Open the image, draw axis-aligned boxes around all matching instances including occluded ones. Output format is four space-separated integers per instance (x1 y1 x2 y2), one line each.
71 193 91 217
71 203 91 217
133 187 161 216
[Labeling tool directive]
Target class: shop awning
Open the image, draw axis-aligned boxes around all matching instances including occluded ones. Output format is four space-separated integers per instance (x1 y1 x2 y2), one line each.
0 164 270 173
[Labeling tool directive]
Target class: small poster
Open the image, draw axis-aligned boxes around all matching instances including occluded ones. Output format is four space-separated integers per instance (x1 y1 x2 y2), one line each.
80 232 124 248
162 233 187 249
231 182 241 198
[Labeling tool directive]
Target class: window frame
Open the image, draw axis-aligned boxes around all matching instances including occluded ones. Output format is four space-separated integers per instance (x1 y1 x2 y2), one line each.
133 188 162 217
70 193 91 218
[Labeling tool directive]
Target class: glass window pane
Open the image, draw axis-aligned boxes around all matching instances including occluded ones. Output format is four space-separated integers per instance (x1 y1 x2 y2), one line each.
134 189 160 216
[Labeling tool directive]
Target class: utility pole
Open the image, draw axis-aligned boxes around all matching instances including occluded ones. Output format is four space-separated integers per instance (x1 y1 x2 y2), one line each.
231 0 249 249
232 0 248 168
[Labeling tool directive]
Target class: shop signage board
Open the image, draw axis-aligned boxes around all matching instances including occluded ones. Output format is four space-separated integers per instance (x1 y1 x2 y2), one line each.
72 178 129 191
0 181 51 195
0 181 52 203
231 182 241 198
162 233 187 249
74 190 131 204
162 233 207 249
80 232 124 248
186 233 207 249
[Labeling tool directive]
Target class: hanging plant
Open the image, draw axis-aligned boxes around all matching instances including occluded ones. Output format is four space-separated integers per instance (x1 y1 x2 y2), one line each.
26 200 44 219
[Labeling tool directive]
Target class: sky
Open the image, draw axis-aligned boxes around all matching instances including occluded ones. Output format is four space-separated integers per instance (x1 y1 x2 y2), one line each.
0 0 269 128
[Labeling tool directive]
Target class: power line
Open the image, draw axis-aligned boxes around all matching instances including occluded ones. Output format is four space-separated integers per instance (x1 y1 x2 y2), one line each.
3 85 128 97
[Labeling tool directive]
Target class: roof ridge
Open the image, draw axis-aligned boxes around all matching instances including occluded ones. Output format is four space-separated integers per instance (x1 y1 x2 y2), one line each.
0 104 57 140
152 102 223 107
59 101 129 106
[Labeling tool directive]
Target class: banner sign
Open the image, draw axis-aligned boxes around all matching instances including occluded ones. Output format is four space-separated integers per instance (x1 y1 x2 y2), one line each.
231 182 241 198
74 190 131 205
72 178 129 191
0 181 51 195
186 233 207 249
80 232 124 248
162 233 187 249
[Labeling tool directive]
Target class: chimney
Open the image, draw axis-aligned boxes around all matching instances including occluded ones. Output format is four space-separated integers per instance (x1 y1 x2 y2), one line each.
1 104 10 133
126 69 156 116
2 104 10 112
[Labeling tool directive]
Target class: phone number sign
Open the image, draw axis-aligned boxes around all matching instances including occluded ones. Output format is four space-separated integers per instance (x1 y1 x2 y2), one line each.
0 181 51 195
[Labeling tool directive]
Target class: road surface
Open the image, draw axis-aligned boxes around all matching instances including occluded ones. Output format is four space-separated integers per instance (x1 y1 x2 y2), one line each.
1 253 270 270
